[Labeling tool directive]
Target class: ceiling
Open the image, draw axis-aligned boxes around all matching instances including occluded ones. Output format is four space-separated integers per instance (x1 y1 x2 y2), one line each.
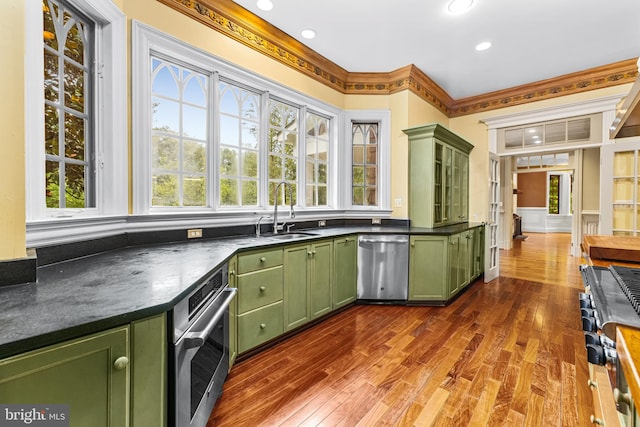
232 0 640 100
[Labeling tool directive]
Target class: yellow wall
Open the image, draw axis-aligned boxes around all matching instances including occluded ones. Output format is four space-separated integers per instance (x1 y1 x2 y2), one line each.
0 2 26 260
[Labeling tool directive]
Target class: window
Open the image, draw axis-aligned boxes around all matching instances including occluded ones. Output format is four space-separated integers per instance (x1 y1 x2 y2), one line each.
498 113 602 153
305 112 329 206
26 0 126 243
352 123 378 206
43 0 94 209
548 174 560 214
219 81 260 207
268 100 299 206
151 58 209 207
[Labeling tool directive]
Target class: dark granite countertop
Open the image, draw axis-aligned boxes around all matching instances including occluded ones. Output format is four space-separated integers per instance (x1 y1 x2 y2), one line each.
0 223 483 358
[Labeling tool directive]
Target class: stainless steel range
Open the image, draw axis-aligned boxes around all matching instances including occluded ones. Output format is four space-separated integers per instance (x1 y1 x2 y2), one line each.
579 264 640 423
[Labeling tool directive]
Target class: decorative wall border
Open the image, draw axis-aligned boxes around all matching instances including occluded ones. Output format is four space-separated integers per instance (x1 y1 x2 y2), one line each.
158 0 637 117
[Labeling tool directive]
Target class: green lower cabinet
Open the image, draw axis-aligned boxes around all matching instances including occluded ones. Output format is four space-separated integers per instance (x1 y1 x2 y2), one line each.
237 300 284 353
0 326 130 427
409 235 449 301
283 240 333 331
333 235 357 309
284 244 311 331
470 226 484 280
130 314 167 427
228 255 238 368
310 240 333 320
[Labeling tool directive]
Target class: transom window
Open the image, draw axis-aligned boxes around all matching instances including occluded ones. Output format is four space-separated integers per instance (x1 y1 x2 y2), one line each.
43 0 94 209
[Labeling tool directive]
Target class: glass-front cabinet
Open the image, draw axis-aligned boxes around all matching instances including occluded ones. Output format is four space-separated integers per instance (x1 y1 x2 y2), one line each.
602 141 640 236
404 123 474 228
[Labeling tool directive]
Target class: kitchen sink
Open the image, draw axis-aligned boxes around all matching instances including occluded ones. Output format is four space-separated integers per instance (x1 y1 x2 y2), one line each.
265 232 318 240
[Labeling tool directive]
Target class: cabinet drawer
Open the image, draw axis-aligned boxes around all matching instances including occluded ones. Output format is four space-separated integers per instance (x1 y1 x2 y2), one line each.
237 301 284 353
237 266 283 313
238 248 283 274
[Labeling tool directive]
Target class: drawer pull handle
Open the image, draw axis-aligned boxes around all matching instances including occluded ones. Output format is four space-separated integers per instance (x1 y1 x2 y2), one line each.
590 415 604 425
614 388 631 404
260 257 266 262
259 323 266 329
114 356 129 371
587 379 597 389
259 286 266 292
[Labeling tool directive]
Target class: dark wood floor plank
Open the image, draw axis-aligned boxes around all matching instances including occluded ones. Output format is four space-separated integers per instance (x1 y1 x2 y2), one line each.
208 233 593 426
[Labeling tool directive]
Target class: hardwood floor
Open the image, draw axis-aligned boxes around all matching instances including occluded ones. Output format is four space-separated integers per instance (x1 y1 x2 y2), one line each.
209 232 591 426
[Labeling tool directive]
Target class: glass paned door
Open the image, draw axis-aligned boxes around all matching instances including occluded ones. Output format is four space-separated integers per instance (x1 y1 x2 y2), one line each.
485 153 500 282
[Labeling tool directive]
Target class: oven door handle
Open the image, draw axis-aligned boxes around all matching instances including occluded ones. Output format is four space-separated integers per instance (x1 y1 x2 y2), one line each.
182 288 237 350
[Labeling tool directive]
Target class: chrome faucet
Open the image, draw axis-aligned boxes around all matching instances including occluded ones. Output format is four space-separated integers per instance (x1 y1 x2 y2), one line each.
273 181 295 234
255 215 271 238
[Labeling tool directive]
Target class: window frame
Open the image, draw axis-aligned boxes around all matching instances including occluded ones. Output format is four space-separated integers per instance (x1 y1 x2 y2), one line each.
25 0 127 246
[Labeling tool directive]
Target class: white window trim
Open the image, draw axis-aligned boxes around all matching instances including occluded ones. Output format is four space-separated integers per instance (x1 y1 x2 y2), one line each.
132 21 341 215
342 110 391 211
25 0 127 244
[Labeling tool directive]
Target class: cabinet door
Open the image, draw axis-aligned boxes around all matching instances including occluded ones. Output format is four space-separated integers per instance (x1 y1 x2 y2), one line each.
283 244 310 331
448 234 462 297
409 236 448 301
310 240 333 319
460 152 469 222
443 145 453 225
0 326 129 427
228 256 238 368
333 235 357 309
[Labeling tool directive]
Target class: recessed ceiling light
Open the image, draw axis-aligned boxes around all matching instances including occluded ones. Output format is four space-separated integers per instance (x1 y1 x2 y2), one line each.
256 0 273 11
301 29 316 39
448 0 474 14
475 41 492 51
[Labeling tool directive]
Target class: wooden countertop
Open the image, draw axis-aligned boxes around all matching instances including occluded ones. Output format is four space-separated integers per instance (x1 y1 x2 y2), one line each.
583 235 640 264
616 326 640 406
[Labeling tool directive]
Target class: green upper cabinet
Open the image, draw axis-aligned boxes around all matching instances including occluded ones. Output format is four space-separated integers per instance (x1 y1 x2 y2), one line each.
333 235 357 309
0 326 130 427
403 123 474 228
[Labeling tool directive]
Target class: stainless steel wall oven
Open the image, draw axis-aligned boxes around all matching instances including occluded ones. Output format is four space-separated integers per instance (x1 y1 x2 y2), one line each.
170 262 237 427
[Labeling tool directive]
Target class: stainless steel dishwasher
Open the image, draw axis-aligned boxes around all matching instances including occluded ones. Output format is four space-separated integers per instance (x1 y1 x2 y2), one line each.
357 235 409 302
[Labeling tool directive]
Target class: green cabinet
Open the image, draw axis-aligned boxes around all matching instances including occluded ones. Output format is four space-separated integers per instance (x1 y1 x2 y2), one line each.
283 239 333 331
228 255 238 368
0 315 167 427
408 235 449 301
409 227 484 303
403 123 474 228
236 248 284 353
0 327 129 427
333 235 358 309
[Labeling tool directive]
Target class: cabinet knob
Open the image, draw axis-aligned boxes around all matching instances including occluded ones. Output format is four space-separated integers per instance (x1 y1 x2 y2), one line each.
259 257 266 262
411 242 415 247
308 251 312 256
229 270 235 276
259 323 266 329
312 250 316 255
590 415 604 425
614 388 631 404
587 379 597 388
113 356 129 371
259 286 266 292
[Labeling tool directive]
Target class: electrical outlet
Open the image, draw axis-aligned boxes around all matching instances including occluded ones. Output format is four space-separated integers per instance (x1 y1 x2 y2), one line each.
372 217 381 225
318 220 326 227
394 198 402 208
187 228 203 239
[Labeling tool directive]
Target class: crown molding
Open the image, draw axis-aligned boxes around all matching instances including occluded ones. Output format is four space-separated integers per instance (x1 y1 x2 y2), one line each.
157 0 637 117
